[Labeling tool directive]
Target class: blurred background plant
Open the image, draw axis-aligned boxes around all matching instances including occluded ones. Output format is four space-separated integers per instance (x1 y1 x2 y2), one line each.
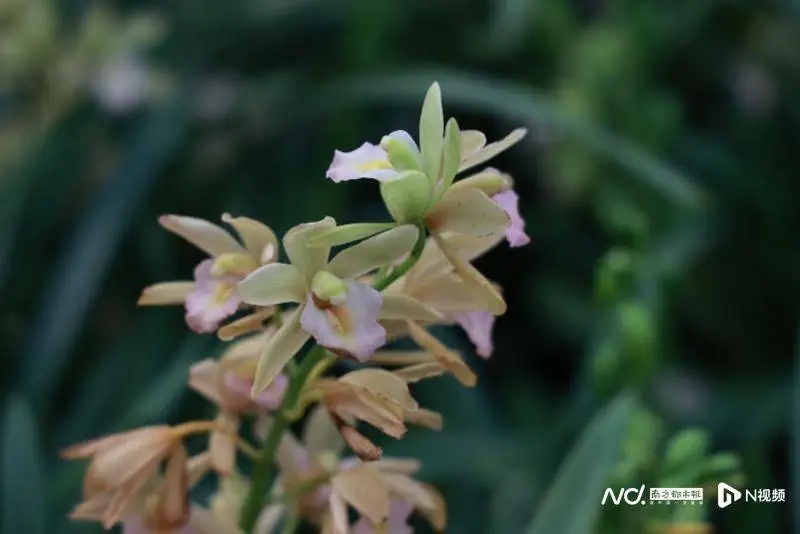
1 0 798 533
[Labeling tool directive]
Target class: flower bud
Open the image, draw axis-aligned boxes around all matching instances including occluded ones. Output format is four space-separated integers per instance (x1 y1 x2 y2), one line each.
379 170 432 223
311 271 348 305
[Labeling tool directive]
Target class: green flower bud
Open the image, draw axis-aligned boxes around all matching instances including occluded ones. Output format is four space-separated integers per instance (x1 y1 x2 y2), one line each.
617 301 657 383
310 271 347 304
380 170 432 223
595 248 637 304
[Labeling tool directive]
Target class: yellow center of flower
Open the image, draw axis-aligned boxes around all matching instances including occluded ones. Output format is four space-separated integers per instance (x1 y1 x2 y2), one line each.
357 159 393 172
210 253 257 277
213 281 235 304
375 523 390 534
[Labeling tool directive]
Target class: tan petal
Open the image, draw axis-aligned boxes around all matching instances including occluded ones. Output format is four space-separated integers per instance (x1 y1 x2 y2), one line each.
210 412 240 475
406 408 443 430
159 215 247 257
222 214 279 263
102 462 160 528
220 329 271 364
406 321 477 387
332 464 390 525
382 475 447 530
329 491 350 534
187 452 213 488
283 217 337 281
406 233 504 292
188 359 224 406
339 369 418 411
394 363 446 384
372 458 422 475
251 308 310 394
327 225 419 280
409 274 487 312
372 351 435 366
449 168 510 197
157 444 190 526
460 130 487 157
68 492 113 522
137 281 194 306
431 233 506 315
427 187 509 237
378 294 444 321
217 308 275 341
320 382 406 439
307 222 397 248
338 425 383 462
236 262 306 306
255 504 285 534
303 405 345 457
458 128 527 173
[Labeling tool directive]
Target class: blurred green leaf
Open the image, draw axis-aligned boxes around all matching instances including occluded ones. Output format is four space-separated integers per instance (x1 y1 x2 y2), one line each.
16 96 188 412
525 392 637 534
2 397 45 534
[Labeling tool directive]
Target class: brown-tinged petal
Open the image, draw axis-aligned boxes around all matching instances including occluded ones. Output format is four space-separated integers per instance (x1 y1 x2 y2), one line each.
327 225 419 280
222 214 279 263
332 463 390 525
102 463 160 528
339 425 383 462
405 408 443 430
137 282 195 306
426 187 509 237
68 491 113 522
236 263 306 306
156 444 190 527
159 215 247 257
217 308 274 341
405 321 477 387
382 475 447 531
378 294 444 322
458 128 527 173
304 405 345 457
251 307 310 395
394 363 446 384
283 217 337 281
406 232 503 292
210 412 239 475
339 369 418 411
431 233 506 315
319 382 406 439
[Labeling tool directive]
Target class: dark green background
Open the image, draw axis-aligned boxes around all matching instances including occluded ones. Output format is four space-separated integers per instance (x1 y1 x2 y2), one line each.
2 0 799 533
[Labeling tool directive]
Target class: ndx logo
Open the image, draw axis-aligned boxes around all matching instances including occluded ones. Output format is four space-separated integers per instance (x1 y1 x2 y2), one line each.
601 485 647 506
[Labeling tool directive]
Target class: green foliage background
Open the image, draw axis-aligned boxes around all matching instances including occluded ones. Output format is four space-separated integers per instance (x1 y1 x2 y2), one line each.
1 0 799 533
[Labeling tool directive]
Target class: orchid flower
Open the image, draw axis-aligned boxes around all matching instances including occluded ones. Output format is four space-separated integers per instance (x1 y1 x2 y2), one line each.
188 330 288 475
234 217 443 395
138 214 279 335
324 83 530 316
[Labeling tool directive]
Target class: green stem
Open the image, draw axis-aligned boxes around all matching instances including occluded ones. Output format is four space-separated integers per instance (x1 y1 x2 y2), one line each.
373 223 427 291
238 345 326 534
281 511 302 534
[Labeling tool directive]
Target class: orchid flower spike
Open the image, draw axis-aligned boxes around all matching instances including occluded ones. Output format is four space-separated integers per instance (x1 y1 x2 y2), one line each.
235 217 443 395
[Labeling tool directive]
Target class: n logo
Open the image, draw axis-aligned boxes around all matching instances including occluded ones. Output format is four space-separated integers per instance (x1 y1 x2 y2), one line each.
717 482 742 509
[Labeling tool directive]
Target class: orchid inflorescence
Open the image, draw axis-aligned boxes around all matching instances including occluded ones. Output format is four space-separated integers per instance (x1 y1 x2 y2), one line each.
62 82 530 534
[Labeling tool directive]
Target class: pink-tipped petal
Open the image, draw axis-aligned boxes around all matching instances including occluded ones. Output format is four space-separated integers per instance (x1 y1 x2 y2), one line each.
184 259 241 333
326 143 399 183
300 281 386 362
492 189 531 248
453 311 495 359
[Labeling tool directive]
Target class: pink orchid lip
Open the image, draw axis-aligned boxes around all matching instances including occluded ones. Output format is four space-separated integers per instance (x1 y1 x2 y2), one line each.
184 259 242 333
492 189 531 248
453 311 495 359
300 280 386 362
